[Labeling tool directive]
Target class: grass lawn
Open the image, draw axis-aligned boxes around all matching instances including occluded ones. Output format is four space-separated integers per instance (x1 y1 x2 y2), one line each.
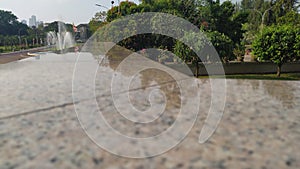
199 73 300 81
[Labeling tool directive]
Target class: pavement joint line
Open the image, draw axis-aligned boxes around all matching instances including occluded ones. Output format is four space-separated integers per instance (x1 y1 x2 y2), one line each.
0 77 197 120
0 101 81 121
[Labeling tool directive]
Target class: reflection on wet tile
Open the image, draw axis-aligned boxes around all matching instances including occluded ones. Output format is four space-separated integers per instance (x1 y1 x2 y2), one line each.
0 51 299 168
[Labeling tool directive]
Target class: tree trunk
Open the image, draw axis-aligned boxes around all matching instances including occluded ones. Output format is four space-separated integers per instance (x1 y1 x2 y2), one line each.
277 65 281 77
195 61 199 77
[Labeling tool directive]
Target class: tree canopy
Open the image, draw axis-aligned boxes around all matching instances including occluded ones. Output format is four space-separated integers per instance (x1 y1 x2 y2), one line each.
0 10 28 36
253 25 300 76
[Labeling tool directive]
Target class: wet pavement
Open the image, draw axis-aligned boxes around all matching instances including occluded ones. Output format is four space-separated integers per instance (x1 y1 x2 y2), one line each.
0 51 299 169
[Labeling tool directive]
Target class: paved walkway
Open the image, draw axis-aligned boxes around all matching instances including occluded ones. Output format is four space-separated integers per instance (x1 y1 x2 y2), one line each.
0 52 299 169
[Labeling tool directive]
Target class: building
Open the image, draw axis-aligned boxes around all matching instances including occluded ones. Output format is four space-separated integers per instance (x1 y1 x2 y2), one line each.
29 15 37 28
75 24 90 43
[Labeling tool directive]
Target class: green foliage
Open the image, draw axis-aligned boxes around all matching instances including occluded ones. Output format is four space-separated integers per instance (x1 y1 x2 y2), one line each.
88 11 107 34
174 39 195 63
295 30 300 58
241 0 254 10
231 11 249 44
0 10 78 53
0 10 39 52
272 0 299 22
90 0 300 67
253 25 300 76
173 30 234 63
207 31 234 62
240 0 299 44
106 1 138 22
276 10 300 25
89 20 103 34
0 10 28 36
0 35 18 46
173 31 210 76
96 0 240 63
233 44 245 60
241 0 273 43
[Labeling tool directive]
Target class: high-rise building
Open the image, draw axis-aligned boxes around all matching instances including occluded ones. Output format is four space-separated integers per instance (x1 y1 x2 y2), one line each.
29 15 37 28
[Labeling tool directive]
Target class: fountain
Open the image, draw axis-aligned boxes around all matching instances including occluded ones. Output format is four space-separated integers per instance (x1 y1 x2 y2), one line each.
46 21 75 51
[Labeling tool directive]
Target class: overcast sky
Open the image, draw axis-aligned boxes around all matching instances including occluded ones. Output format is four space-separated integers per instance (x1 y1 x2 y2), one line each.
0 0 140 25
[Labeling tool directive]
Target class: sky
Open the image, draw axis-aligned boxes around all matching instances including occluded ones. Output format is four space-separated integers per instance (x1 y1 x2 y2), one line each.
0 0 140 25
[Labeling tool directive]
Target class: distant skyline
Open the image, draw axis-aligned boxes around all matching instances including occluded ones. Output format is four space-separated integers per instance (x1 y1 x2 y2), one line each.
0 0 140 25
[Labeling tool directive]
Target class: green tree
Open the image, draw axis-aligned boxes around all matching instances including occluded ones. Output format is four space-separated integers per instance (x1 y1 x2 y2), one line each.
272 0 299 22
92 0 252 66
89 11 107 34
276 10 300 25
174 31 206 77
241 0 273 44
199 1 247 46
241 0 254 10
106 1 138 22
253 25 300 77
0 10 28 36
207 31 234 62
173 31 231 76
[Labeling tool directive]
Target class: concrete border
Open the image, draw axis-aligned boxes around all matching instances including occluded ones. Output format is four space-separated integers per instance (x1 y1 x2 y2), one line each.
0 46 50 64
197 62 300 75
167 62 300 76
